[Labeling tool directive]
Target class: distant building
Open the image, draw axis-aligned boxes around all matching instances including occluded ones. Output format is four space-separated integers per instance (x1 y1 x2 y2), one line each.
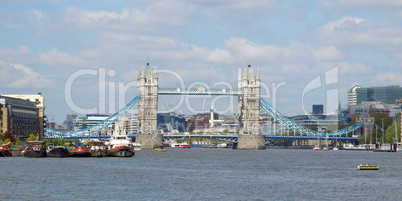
395 98 402 106
0 95 41 140
187 117 209 132
1 93 45 139
348 83 361 106
127 114 139 135
157 113 187 133
62 114 77 130
348 98 402 117
290 114 351 132
72 114 111 135
356 85 402 105
312 104 324 114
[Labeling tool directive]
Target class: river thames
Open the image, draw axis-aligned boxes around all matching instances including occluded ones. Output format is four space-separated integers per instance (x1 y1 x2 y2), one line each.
1 149 401 200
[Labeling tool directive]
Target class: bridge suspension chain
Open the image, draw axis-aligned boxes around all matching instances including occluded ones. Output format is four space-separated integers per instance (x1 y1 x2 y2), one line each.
45 95 141 137
260 97 322 136
260 97 363 137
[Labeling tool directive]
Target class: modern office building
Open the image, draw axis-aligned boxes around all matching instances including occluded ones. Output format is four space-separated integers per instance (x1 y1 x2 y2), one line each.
356 85 402 105
348 83 361 106
0 95 41 140
1 93 45 139
312 104 324 114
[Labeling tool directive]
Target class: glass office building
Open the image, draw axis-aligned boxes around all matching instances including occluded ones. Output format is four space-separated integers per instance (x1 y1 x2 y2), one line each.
356 85 402 105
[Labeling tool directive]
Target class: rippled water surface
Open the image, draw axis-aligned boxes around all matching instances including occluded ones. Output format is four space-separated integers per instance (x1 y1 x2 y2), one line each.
2 149 402 200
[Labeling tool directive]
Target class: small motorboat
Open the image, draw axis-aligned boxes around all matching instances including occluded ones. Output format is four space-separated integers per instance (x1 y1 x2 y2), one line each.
171 142 192 148
133 142 141 151
357 164 379 170
154 148 166 152
313 145 321 151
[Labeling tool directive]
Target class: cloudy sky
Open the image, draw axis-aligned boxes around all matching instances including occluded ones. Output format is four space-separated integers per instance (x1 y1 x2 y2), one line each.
1 0 402 124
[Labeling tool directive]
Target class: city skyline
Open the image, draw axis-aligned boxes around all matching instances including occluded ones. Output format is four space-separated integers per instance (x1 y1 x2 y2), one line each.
1 1 402 124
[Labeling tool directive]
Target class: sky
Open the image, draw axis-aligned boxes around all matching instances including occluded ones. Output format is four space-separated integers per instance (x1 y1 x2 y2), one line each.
1 0 402 124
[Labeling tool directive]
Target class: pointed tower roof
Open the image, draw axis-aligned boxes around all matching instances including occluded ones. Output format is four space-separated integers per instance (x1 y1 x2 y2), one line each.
145 59 151 76
246 60 253 80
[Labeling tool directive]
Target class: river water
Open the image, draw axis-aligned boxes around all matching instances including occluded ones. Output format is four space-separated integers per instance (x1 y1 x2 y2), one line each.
1 148 401 200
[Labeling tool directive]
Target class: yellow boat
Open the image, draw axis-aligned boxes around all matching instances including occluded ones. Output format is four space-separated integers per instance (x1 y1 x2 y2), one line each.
357 164 378 170
154 148 166 152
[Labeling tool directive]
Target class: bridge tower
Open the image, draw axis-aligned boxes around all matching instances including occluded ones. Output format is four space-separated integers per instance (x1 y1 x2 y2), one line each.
136 60 163 149
237 61 266 150
356 113 374 139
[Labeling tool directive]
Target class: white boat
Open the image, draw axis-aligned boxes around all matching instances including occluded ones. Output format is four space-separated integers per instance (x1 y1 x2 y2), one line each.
333 147 339 151
313 145 321 151
105 121 134 157
343 143 369 150
170 142 191 148
132 142 141 151
216 143 227 148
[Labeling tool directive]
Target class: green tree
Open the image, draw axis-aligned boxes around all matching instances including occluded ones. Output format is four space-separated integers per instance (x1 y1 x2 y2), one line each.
304 124 318 131
222 129 230 134
369 113 393 131
326 124 339 132
26 134 38 142
385 122 401 144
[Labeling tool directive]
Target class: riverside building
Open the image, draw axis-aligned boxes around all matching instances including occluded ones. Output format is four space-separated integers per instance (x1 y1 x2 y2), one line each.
0 95 41 140
1 93 45 139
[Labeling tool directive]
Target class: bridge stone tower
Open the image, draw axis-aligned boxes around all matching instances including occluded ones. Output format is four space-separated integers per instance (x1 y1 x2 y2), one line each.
136 60 163 149
356 114 374 137
237 62 266 150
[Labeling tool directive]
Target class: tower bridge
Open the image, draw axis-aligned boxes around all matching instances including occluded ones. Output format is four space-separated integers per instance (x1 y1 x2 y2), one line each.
45 60 368 149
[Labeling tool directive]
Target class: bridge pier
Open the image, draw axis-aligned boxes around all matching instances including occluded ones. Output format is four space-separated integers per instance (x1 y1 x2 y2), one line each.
136 134 163 149
237 135 266 150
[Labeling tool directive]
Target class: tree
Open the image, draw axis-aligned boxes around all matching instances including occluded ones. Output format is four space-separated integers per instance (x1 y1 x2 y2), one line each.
222 129 230 134
26 134 38 142
2 131 15 142
369 113 393 131
304 124 318 131
385 122 401 144
326 124 339 132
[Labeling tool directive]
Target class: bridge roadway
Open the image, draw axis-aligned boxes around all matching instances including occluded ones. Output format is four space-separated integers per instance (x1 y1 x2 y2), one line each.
45 134 358 142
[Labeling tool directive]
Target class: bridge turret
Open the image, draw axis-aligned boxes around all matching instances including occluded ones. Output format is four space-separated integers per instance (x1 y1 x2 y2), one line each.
137 60 158 135
238 61 260 135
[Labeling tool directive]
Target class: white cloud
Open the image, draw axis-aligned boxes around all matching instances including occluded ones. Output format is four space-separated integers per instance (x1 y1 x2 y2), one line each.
322 16 365 30
338 0 402 8
190 0 275 10
315 16 402 54
0 62 53 89
376 72 402 84
38 49 88 67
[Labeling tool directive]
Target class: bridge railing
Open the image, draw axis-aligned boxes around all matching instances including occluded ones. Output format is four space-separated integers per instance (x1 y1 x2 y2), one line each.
158 88 244 95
